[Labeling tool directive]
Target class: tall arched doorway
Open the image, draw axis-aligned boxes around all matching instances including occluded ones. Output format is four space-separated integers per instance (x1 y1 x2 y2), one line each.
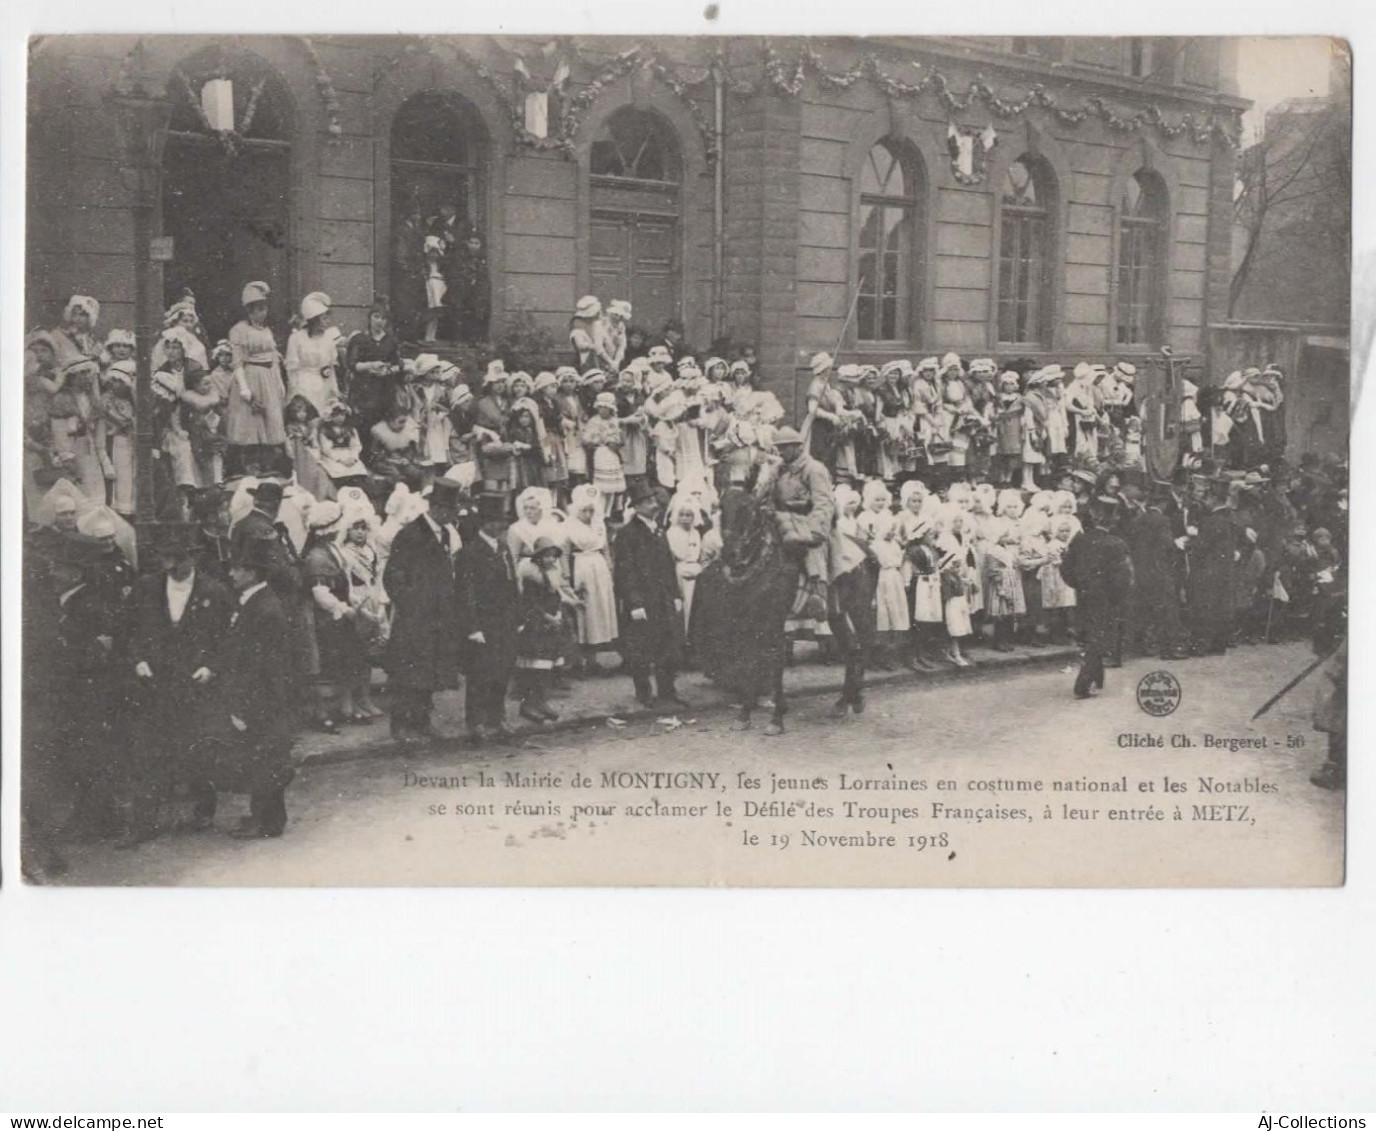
589 108 682 335
161 47 294 341
390 91 489 343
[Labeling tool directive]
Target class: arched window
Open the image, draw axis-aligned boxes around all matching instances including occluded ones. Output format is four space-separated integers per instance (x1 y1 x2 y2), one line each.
390 92 488 342
589 108 682 335
162 46 294 339
997 154 1056 347
1116 169 1169 346
857 140 923 343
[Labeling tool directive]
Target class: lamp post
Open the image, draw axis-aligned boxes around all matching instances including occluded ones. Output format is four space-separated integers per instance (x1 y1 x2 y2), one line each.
108 41 173 551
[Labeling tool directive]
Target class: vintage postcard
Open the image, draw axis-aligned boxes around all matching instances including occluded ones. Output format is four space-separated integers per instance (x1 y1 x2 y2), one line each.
18 33 1349 886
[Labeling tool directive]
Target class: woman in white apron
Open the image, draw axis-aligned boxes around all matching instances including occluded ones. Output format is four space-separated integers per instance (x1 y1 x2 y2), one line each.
565 484 620 672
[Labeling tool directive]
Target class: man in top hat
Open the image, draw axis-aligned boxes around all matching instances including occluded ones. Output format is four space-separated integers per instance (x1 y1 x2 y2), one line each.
228 476 311 668
383 479 466 741
1125 480 1189 661
1059 495 1135 699
1185 475 1237 655
218 537 298 838
121 524 234 846
613 480 688 708
455 492 521 740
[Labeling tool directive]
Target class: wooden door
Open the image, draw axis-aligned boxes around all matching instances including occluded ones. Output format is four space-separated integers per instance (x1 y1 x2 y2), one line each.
589 209 679 334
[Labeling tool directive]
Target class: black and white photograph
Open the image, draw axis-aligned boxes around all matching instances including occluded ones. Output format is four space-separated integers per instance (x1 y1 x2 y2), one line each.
16 32 1350 887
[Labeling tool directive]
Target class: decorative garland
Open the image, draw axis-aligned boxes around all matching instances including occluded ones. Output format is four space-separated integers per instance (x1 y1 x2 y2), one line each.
171 67 268 157
368 36 1243 160
447 40 721 162
758 42 1239 148
112 34 1243 165
296 36 344 137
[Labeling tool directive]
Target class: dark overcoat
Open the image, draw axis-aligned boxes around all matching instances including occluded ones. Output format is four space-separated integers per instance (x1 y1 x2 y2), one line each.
230 507 316 678
51 581 129 793
1060 526 1134 650
1124 507 1177 611
216 585 296 794
454 535 520 678
128 570 233 761
383 518 461 692
613 516 685 667
1187 506 1236 638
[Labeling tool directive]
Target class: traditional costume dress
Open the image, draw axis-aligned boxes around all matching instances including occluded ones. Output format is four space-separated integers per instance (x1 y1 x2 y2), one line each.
666 512 719 633
565 487 619 648
1065 367 1101 462
369 414 422 486
339 524 389 661
284 397 337 502
1042 518 1080 612
857 490 908 641
938 516 976 641
982 520 1027 648
535 380 568 493
95 360 137 514
616 383 649 484
582 403 627 509
182 380 225 489
557 375 589 482
304 527 368 690
317 406 368 487
569 296 602 371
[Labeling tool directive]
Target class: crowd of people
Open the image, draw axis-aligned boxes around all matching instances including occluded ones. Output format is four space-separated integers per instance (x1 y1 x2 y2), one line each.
21 279 1349 872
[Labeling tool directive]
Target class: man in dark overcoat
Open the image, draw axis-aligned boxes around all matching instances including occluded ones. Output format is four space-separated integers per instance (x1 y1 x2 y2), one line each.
1060 496 1135 699
454 492 520 741
1125 482 1188 660
228 479 312 684
1187 477 1237 655
120 525 233 846
47 533 128 838
218 538 297 838
613 481 687 708
383 479 464 741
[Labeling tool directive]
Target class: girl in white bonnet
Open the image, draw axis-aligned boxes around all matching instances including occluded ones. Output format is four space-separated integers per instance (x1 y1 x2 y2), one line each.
856 479 907 669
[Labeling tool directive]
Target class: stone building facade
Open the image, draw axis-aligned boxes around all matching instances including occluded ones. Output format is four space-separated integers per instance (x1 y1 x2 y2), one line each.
26 34 1248 414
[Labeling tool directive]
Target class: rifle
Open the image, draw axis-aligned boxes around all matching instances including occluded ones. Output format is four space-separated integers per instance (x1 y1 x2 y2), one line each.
1251 645 1341 721
799 287 862 450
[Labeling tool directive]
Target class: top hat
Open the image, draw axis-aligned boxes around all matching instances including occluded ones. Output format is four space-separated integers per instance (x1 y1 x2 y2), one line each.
475 493 508 523
626 479 659 506
249 480 285 507
428 479 465 510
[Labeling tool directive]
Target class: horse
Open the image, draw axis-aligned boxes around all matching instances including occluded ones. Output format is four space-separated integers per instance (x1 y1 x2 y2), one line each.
688 485 800 734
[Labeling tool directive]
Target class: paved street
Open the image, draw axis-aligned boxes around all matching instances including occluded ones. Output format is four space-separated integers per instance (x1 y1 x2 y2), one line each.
51 641 1342 887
